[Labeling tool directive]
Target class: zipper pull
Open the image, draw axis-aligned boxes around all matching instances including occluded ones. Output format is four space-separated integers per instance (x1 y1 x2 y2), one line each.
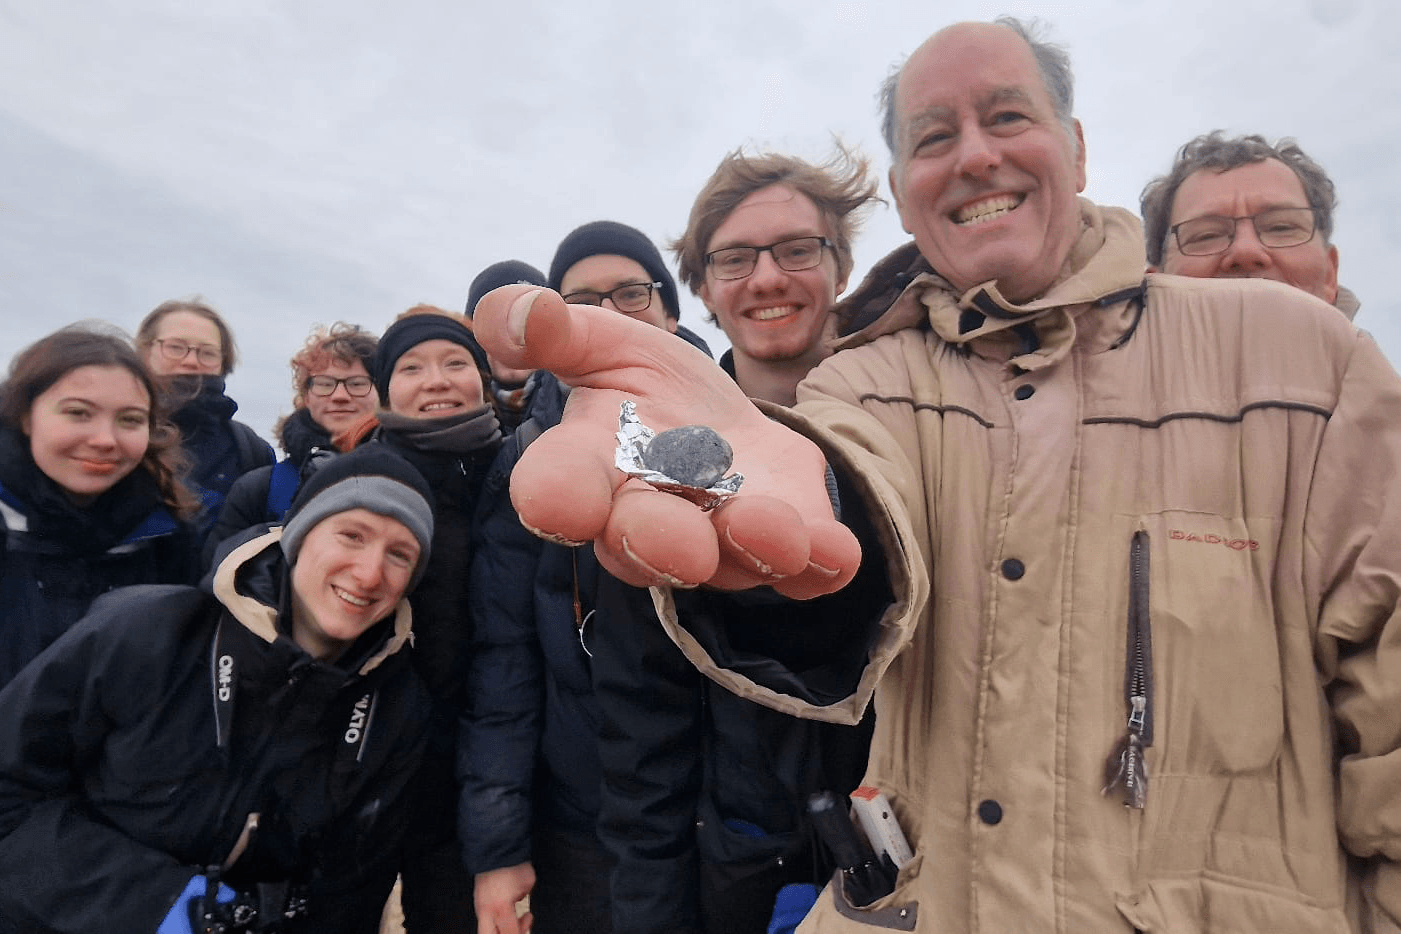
1101 721 1149 809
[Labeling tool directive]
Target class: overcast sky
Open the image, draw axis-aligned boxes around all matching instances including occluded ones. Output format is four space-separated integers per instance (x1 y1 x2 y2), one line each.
2 0 1397 443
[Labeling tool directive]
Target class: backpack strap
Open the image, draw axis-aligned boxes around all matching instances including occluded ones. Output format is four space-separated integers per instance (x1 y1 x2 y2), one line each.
264 459 301 522
231 421 275 473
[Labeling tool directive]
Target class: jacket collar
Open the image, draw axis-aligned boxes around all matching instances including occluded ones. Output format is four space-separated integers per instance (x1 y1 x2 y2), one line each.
834 200 1147 371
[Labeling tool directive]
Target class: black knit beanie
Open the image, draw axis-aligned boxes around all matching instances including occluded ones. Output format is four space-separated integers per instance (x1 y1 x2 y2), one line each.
548 221 680 321
372 313 491 406
280 444 435 589
465 260 547 319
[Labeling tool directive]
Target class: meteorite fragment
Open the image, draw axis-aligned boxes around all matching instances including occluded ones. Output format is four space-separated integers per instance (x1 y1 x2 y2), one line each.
641 426 733 489
614 401 743 509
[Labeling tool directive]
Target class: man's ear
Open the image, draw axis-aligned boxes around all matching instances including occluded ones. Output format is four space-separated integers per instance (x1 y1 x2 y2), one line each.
889 164 912 235
1072 119 1087 193
1324 243 1340 304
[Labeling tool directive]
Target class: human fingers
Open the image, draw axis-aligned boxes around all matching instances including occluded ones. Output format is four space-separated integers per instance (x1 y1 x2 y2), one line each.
508 423 620 546
596 480 721 587
767 517 861 600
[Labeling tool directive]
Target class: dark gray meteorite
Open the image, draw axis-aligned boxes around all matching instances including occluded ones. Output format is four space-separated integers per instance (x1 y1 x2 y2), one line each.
641 425 734 489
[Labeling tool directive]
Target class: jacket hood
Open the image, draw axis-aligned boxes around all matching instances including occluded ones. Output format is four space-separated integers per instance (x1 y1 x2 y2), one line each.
833 199 1147 372
211 528 415 677
1335 284 1361 321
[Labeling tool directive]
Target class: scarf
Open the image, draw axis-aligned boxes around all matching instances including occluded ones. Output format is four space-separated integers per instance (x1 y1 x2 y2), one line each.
374 405 502 455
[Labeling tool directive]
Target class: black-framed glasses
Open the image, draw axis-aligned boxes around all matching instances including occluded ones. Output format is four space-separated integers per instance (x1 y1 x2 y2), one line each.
562 281 664 314
154 338 222 367
705 236 831 281
1170 207 1318 257
307 375 374 397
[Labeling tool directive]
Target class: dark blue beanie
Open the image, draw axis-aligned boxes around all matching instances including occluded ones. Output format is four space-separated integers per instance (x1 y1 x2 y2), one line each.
548 221 680 321
372 313 491 406
465 260 547 319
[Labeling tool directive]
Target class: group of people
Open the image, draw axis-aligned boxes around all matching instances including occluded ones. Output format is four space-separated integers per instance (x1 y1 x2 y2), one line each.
0 13 1387 934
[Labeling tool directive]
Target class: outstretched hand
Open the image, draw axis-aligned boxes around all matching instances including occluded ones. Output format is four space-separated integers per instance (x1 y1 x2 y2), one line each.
472 286 860 598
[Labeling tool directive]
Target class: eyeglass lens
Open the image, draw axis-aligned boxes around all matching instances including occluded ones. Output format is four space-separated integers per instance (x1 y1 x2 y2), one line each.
707 237 827 280
563 283 655 313
158 340 221 365
308 376 374 396
1173 207 1316 257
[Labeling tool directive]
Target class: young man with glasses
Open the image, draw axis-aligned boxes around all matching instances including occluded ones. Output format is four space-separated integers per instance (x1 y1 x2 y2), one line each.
672 149 879 406
589 149 883 934
1141 131 1359 317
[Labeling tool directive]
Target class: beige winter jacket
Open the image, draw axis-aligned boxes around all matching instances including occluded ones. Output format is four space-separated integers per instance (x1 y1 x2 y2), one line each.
655 200 1401 933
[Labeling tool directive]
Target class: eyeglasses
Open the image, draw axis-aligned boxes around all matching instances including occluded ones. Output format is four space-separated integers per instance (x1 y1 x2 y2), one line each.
561 281 664 314
1170 207 1318 257
153 338 222 367
705 236 831 281
307 375 375 397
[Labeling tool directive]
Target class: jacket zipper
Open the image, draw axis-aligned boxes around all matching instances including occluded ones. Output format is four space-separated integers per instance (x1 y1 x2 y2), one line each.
1103 530 1154 808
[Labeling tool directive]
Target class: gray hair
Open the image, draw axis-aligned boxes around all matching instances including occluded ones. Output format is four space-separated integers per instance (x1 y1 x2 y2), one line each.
879 16 1076 159
1139 131 1338 266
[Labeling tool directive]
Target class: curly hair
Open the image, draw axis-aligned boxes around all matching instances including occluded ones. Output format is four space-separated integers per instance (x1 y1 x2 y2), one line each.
1 323 200 519
287 322 379 410
672 144 882 321
1140 131 1337 266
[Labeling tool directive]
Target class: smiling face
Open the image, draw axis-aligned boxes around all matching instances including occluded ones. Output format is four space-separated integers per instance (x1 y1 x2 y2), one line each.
888 22 1086 302
385 339 485 418
289 508 420 661
144 309 225 376
698 184 845 367
22 364 151 505
304 356 376 435
1157 158 1339 304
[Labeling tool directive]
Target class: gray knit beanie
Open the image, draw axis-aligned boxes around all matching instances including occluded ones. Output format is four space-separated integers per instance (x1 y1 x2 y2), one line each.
280 445 435 589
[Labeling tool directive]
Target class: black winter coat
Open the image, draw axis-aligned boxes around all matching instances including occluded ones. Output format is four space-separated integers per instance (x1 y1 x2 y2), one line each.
458 388 603 872
0 426 200 691
206 408 335 566
165 375 275 543
0 530 433 934
457 326 715 878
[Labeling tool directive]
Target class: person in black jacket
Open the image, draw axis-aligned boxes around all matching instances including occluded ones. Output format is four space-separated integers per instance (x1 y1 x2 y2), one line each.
135 298 275 546
207 322 379 563
369 305 504 933
0 323 201 691
0 443 438 934
460 221 713 934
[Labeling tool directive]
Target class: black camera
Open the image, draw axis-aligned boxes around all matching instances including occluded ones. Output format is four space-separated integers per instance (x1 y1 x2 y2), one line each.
190 879 310 934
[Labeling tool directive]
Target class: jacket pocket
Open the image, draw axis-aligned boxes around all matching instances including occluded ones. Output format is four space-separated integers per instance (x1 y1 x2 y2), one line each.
1117 872 1350 933
803 854 922 932
1141 511 1283 774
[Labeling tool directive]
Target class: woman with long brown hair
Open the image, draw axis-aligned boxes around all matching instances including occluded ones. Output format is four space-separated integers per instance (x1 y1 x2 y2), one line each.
0 322 201 690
